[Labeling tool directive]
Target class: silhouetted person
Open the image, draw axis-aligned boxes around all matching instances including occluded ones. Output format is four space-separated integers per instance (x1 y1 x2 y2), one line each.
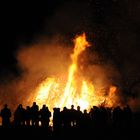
1 104 11 128
25 106 31 127
91 106 101 129
100 106 108 129
14 104 26 127
89 108 94 128
30 102 39 127
106 107 113 128
112 106 123 128
69 105 77 127
75 106 82 129
53 107 61 132
61 107 71 130
81 109 91 130
123 105 132 128
39 105 51 128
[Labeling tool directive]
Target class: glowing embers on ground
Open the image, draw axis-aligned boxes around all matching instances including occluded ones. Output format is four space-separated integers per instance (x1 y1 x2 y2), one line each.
30 33 118 112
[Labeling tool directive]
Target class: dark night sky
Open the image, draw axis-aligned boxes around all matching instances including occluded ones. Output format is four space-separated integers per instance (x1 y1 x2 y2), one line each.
0 0 140 92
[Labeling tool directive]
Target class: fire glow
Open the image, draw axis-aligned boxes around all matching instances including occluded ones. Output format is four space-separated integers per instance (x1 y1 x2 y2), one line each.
29 33 118 111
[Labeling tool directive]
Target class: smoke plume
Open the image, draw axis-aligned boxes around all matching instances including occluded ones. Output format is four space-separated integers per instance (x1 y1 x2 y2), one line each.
0 35 123 111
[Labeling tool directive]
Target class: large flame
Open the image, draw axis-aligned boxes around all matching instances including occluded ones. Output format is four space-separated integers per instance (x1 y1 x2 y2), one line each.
28 33 118 112
60 33 90 108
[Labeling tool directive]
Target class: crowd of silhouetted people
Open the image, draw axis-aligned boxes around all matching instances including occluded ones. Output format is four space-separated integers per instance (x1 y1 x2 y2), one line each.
0 102 134 132
2 102 140 139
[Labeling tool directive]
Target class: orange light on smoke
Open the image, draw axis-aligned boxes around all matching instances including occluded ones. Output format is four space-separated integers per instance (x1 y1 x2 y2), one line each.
28 33 118 113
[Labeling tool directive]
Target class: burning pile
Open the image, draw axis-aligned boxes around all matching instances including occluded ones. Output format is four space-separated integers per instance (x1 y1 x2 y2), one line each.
28 33 118 112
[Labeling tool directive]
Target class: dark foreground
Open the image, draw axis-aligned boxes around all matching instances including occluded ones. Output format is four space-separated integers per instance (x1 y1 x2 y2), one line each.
0 126 140 140
0 104 140 139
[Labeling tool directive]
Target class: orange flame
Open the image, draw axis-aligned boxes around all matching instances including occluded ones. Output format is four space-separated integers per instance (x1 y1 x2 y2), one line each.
28 33 118 112
60 33 90 109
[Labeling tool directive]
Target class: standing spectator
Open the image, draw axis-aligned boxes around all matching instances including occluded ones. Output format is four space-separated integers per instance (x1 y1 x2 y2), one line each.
1 104 11 128
39 105 51 128
30 102 39 127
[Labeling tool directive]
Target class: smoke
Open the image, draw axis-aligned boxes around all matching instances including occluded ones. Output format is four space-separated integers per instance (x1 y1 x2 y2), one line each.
1 33 139 111
0 35 122 111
